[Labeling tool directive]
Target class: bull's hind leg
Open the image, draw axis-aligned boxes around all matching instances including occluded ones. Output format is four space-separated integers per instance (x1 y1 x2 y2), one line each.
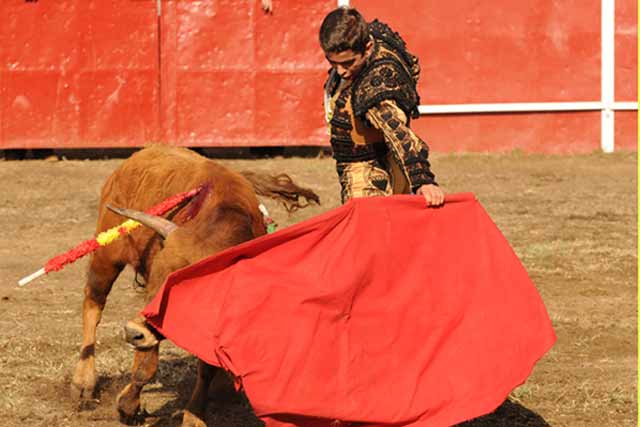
182 360 219 427
71 254 123 402
116 344 160 424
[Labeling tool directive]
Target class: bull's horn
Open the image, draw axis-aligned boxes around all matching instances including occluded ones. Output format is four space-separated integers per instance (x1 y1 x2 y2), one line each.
106 204 177 239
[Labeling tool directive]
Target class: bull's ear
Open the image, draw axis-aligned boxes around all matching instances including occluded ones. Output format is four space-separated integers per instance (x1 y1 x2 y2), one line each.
106 204 178 239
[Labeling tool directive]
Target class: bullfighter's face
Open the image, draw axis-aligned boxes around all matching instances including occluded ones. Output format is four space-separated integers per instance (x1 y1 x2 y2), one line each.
325 39 374 81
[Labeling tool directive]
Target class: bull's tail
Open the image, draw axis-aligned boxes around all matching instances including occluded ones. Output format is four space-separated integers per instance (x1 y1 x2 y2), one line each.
240 171 320 212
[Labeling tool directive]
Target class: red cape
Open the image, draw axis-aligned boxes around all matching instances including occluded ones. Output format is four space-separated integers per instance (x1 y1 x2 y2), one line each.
143 193 556 427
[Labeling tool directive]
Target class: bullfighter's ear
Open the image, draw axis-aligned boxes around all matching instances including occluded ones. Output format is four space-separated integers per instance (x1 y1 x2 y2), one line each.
106 204 178 239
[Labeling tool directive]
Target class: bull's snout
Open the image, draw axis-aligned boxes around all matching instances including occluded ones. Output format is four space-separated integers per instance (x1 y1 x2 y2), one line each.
123 320 158 350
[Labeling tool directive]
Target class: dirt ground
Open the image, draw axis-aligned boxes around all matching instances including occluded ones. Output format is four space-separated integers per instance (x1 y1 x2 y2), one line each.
0 149 636 427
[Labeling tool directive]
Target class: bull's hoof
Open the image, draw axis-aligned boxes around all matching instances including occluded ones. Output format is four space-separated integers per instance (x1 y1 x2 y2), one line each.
116 384 145 425
71 362 97 406
118 408 148 426
182 410 207 427
70 381 95 402
118 410 148 426
71 386 100 412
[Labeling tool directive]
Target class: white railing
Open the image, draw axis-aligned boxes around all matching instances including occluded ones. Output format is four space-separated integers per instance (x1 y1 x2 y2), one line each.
338 0 638 152
418 102 637 115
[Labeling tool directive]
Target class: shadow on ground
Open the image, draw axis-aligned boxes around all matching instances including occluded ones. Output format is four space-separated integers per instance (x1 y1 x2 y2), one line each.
73 365 550 427
456 399 551 427
1 146 331 161
60 356 264 427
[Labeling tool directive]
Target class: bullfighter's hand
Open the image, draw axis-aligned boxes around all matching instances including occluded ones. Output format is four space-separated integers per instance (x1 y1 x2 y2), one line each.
416 184 444 207
261 0 273 12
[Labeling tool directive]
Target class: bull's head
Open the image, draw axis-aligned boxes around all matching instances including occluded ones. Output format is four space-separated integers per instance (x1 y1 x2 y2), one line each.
106 205 178 349
122 316 161 349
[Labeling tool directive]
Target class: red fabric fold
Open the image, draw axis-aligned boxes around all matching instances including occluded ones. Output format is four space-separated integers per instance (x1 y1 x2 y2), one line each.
143 193 555 427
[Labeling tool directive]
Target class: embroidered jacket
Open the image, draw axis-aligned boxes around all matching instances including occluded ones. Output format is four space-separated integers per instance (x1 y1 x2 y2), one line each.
324 20 436 194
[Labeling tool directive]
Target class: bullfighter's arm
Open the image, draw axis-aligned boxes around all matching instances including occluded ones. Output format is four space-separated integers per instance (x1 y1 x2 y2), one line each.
365 100 437 193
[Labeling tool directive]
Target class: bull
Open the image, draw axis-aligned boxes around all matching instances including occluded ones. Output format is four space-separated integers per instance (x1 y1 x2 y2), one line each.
70 145 319 426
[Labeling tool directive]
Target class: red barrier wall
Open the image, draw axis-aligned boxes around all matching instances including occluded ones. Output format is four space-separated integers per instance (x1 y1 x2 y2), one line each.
353 0 637 153
1 0 159 148
160 0 333 147
0 1 636 152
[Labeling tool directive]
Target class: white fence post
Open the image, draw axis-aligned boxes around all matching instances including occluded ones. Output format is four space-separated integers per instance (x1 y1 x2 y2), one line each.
601 0 615 153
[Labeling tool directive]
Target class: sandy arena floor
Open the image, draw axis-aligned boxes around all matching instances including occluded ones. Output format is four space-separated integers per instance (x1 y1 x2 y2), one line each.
0 150 636 426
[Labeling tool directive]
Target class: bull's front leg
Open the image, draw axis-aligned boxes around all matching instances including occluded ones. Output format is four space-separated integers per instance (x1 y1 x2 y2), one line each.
116 344 160 424
72 259 123 402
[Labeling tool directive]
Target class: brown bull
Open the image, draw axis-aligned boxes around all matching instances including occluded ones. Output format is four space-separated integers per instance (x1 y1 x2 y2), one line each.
71 146 319 426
